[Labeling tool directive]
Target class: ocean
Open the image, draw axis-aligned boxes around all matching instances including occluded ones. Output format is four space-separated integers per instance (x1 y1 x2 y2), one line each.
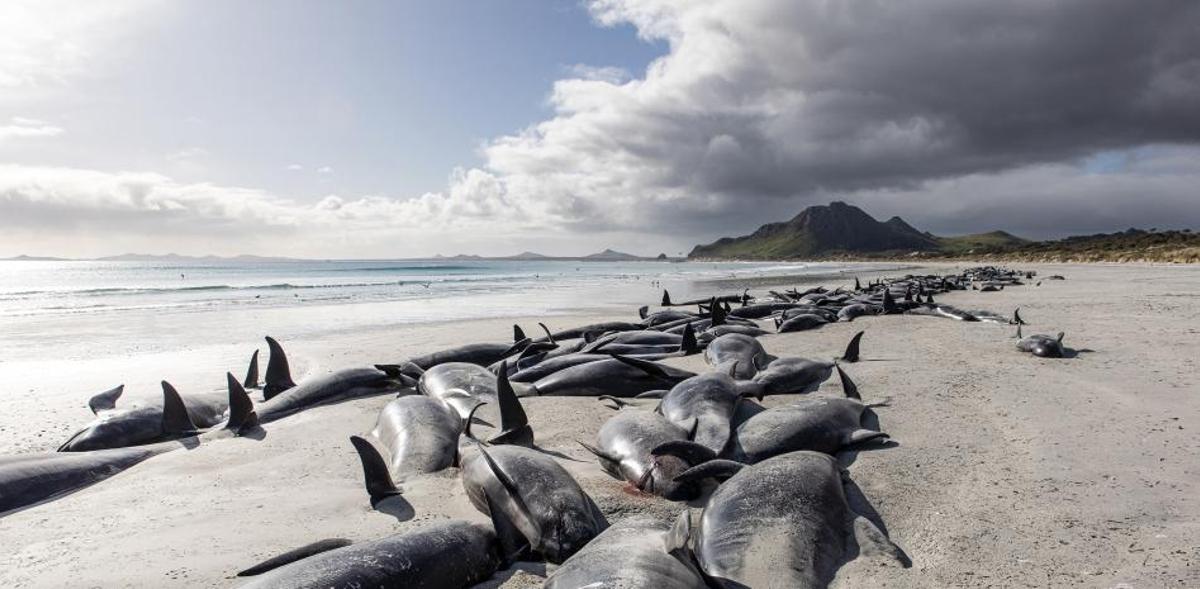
0 258 901 363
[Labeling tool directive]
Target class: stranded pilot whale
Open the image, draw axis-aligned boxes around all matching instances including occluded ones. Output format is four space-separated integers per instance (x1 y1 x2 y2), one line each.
750 331 863 396
580 404 707 501
237 521 504 589
57 381 229 452
2 374 256 517
461 444 607 564
674 451 909 588
658 366 888 466
253 337 408 424
1016 325 1067 358
528 355 696 397
544 515 707 589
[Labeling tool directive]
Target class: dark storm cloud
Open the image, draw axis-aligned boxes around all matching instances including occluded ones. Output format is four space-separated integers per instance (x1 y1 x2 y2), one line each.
481 0 1200 240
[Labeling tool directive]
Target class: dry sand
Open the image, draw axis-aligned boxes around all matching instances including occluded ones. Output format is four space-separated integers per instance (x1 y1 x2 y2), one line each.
0 263 1196 587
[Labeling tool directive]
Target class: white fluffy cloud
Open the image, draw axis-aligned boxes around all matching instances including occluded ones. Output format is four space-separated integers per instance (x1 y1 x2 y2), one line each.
0 165 546 257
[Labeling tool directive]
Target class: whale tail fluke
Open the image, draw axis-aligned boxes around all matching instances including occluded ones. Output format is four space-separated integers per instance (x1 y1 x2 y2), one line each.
1013 308 1027 325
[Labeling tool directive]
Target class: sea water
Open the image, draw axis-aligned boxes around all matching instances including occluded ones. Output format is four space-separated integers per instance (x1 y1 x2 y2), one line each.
0 258 899 363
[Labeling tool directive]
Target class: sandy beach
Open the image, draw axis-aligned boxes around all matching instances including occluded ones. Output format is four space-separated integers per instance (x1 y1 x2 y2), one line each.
1 262 1197 587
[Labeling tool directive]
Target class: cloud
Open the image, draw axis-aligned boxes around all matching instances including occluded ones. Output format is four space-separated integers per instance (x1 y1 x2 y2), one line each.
0 116 64 142
0 165 542 257
439 0 1200 241
316 166 333 174
835 145 1200 239
286 164 303 171
0 0 153 89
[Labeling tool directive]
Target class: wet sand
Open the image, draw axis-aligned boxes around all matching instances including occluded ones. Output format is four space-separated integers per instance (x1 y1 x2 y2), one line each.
0 263 1196 587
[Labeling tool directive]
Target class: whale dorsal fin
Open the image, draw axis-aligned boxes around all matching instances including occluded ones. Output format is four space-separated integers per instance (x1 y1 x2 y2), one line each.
242 350 259 389
263 336 296 400
489 363 533 446
537 322 555 345
661 290 672 306
160 381 198 435
835 365 862 401
225 372 258 434
680 323 698 355
513 324 526 343
1056 332 1065 343
840 331 864 363
88 384 124 414
349 435 401 504
710 298 726 326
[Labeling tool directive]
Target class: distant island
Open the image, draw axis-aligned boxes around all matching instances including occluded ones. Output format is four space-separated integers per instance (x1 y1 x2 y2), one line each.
1 253 299 263
432 249 674 262
689 201 1200 264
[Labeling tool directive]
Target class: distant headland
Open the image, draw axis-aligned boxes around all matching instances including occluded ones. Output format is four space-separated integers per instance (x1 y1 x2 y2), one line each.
688 201 1200 264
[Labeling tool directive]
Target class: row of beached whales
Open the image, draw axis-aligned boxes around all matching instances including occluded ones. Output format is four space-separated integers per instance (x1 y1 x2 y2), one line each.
0 266 1070 587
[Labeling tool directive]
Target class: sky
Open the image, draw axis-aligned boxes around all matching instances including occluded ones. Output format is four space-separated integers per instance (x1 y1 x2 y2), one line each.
1 0 1198 258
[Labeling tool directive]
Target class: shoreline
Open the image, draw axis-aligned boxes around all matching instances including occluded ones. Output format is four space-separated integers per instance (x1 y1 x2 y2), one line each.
0 262 1196 587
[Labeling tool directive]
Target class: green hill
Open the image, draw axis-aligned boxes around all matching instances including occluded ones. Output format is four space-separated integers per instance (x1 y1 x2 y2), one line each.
689 201 940 259
689 202 1198 263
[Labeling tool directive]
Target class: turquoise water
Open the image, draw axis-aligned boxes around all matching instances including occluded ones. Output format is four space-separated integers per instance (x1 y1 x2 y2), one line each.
0 259 887 363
